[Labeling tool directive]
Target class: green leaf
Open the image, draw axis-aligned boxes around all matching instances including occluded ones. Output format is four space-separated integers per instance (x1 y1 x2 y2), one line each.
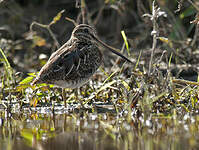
197 74 199 83
168 53 173 68
50 10 65 25
27 72 36 77
121 30 130 56
134 50 142 70
102 70 118 85
27 72 37 76
19 76 34 85
180 6 196 19
21 129 34 146
97 80 117 94
16 84 31 91
121 80 130 91
0 48 13 82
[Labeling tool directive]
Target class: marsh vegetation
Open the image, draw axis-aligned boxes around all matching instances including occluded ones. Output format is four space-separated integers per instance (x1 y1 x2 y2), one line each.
0 0 199 150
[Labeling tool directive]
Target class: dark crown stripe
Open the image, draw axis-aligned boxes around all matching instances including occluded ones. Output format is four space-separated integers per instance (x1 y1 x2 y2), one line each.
76 33 94 41
76 24 94 30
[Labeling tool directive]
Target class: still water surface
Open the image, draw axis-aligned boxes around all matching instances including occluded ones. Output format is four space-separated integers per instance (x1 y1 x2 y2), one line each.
0 107 199 150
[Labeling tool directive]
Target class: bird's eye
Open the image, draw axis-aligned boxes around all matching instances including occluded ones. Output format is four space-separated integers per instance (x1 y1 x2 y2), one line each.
84 28 89 33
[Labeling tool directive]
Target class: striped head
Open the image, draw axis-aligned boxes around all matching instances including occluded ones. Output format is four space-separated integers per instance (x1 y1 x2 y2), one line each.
72 24 98 42
72 24 133 63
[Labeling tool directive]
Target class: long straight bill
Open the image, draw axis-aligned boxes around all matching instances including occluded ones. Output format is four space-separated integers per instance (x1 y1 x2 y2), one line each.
95 37 133 64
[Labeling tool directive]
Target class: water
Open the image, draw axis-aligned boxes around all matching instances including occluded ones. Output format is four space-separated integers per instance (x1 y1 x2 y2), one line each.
1 107 199 150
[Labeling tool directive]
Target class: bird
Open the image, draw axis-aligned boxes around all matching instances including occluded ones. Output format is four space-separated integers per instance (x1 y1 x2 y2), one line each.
32 24 133 107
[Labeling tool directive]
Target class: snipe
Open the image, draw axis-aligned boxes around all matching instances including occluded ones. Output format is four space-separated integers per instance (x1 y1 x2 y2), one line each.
32 24 133 106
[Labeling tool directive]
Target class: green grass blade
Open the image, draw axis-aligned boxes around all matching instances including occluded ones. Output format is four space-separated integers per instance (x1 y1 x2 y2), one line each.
121 30 130 56
134 50 142 70
0 48 13 82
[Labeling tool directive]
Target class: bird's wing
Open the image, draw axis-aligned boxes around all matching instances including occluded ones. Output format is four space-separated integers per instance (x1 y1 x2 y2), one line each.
37 43 88 82
48 41 70 61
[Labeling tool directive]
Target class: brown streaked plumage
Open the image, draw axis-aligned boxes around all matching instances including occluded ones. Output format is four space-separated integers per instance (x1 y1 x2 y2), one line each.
32 24 132 89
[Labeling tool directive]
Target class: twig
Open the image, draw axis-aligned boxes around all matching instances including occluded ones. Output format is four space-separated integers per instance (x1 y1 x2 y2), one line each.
75 0 81 8
172 79 199 86
93 5 105 25
65 17 78 27
190 13 199 47
188 0 199 11
48 27 60 48
143 1 167 75
81 0 86 24
62 88 67 107
146 1 158 75
154 50 167 67
30 10 65 49
30 21 60 49
191 24 199 47
175 0 183 13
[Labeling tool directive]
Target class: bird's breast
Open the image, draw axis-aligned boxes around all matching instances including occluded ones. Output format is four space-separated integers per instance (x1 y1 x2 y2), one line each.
53 77 90 89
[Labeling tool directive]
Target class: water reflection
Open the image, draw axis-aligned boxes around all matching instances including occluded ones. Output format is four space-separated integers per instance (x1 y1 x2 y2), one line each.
1 111 199 150
13 132 95 150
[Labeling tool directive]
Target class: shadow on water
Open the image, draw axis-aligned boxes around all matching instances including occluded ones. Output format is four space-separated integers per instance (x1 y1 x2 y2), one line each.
1 107 199 150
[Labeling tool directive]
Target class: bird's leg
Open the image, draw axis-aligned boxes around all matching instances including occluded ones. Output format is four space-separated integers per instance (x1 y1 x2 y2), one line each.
62 88 67 107
74 88 85 109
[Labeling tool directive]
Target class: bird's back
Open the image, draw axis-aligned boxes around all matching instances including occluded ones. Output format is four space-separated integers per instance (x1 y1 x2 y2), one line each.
32 38 102 88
